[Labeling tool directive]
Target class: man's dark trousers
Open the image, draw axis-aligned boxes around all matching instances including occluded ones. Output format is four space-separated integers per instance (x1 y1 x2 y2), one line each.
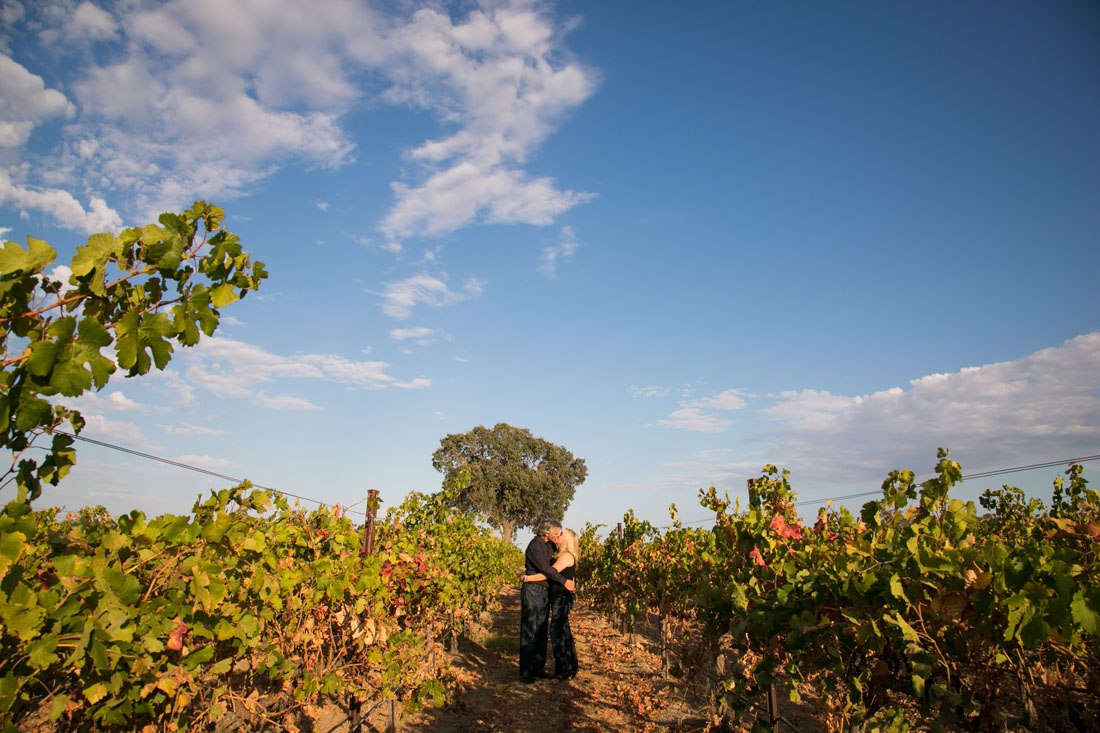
519 582 550 679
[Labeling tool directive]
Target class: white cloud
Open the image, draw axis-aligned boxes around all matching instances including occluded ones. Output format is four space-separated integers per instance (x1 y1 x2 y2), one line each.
254 391 321 411
172 454 234 469
0 169 123 234
6 0 362 222
163 423 228 437
629 385 675 399
390 326 434 341
66 2 119 42
0 55 74 147
763 389 857 423
539 225 580 277
692 388 747 411
655 387 747 433
383 166 592 239
645 335 1100 492
374 2 597 240
62 390 145 414
656 407 732 433
3 0 594 241
180 336 427 410
763 332 1100 485
316 201 329 211
378 272 484 319
146 369 196 408
79 414 146 445
0 2 24 29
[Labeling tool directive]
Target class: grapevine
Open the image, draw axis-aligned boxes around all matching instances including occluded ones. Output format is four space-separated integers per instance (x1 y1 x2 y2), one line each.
580 450 1100 730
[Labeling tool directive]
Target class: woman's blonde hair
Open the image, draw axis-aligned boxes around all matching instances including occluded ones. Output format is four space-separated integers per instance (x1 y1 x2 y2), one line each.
559 528 579 562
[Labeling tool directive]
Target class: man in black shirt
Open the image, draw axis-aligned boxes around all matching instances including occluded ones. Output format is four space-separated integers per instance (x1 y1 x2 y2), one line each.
518 519 574 682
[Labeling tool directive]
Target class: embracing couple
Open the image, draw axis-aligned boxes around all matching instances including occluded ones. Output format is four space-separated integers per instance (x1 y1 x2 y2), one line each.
518 520 579 683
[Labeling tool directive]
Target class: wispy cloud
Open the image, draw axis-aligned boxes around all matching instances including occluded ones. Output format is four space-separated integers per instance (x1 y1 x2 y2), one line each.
390 326 435 341
693 388 747 411
377 273 484 319
61 390 146 414
655 387 747 432
254 391 321 411
656 407 732 433
172 454 235 469
178 336 430 409
629 385 676 399
162 423 228 437
79 414 147 445
539 225 580 277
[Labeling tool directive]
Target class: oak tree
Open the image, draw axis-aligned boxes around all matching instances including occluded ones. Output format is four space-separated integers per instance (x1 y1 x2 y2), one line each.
431 422 586 541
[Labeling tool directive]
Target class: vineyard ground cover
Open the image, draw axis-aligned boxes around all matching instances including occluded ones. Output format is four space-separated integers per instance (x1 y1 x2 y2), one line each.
385 584 716 732
339 585 834 732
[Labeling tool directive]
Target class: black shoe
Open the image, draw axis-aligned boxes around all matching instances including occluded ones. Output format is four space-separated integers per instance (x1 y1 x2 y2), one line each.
520 676 536 684
534 671 555 679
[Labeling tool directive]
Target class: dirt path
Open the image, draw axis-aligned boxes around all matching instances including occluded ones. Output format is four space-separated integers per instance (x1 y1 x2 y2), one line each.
343 585 720 732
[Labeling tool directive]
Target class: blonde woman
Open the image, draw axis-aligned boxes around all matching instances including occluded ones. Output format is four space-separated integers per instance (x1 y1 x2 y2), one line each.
523 528 579 680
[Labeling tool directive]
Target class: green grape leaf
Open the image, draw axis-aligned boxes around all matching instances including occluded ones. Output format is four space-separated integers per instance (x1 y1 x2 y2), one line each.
77 317 117 389
0 236 56 274
0 583 45 641
25 316 111 396
26 635 59 668
1071 591 1100 636
83 681 108 704
0 673 17 714
70 233 116 296
891 612 921 645
889 573 906 602
104 567 142 605
172 286 218 346
25 340 60 379
14 390 52 432
115 310 176 374
49 694 69 722
209 283 238 308
0 530 26 577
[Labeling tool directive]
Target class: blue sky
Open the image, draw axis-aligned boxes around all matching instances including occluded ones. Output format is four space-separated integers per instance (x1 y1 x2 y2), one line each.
2 0 1098 537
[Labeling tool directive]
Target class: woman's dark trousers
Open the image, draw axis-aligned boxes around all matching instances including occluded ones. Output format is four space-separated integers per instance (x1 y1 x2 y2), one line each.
550 593 578 678
520 583 550 679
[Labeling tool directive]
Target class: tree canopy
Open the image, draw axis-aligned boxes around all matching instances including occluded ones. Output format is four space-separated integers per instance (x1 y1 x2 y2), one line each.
431 422 586 541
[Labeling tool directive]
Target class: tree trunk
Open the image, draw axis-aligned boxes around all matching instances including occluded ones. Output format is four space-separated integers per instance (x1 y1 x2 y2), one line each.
497 519 517 543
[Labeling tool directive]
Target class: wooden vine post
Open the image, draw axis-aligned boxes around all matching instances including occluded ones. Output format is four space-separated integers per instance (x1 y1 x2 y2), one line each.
615 522 625 632
766 682 780 733
361 489 380 558
350 489 381 731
